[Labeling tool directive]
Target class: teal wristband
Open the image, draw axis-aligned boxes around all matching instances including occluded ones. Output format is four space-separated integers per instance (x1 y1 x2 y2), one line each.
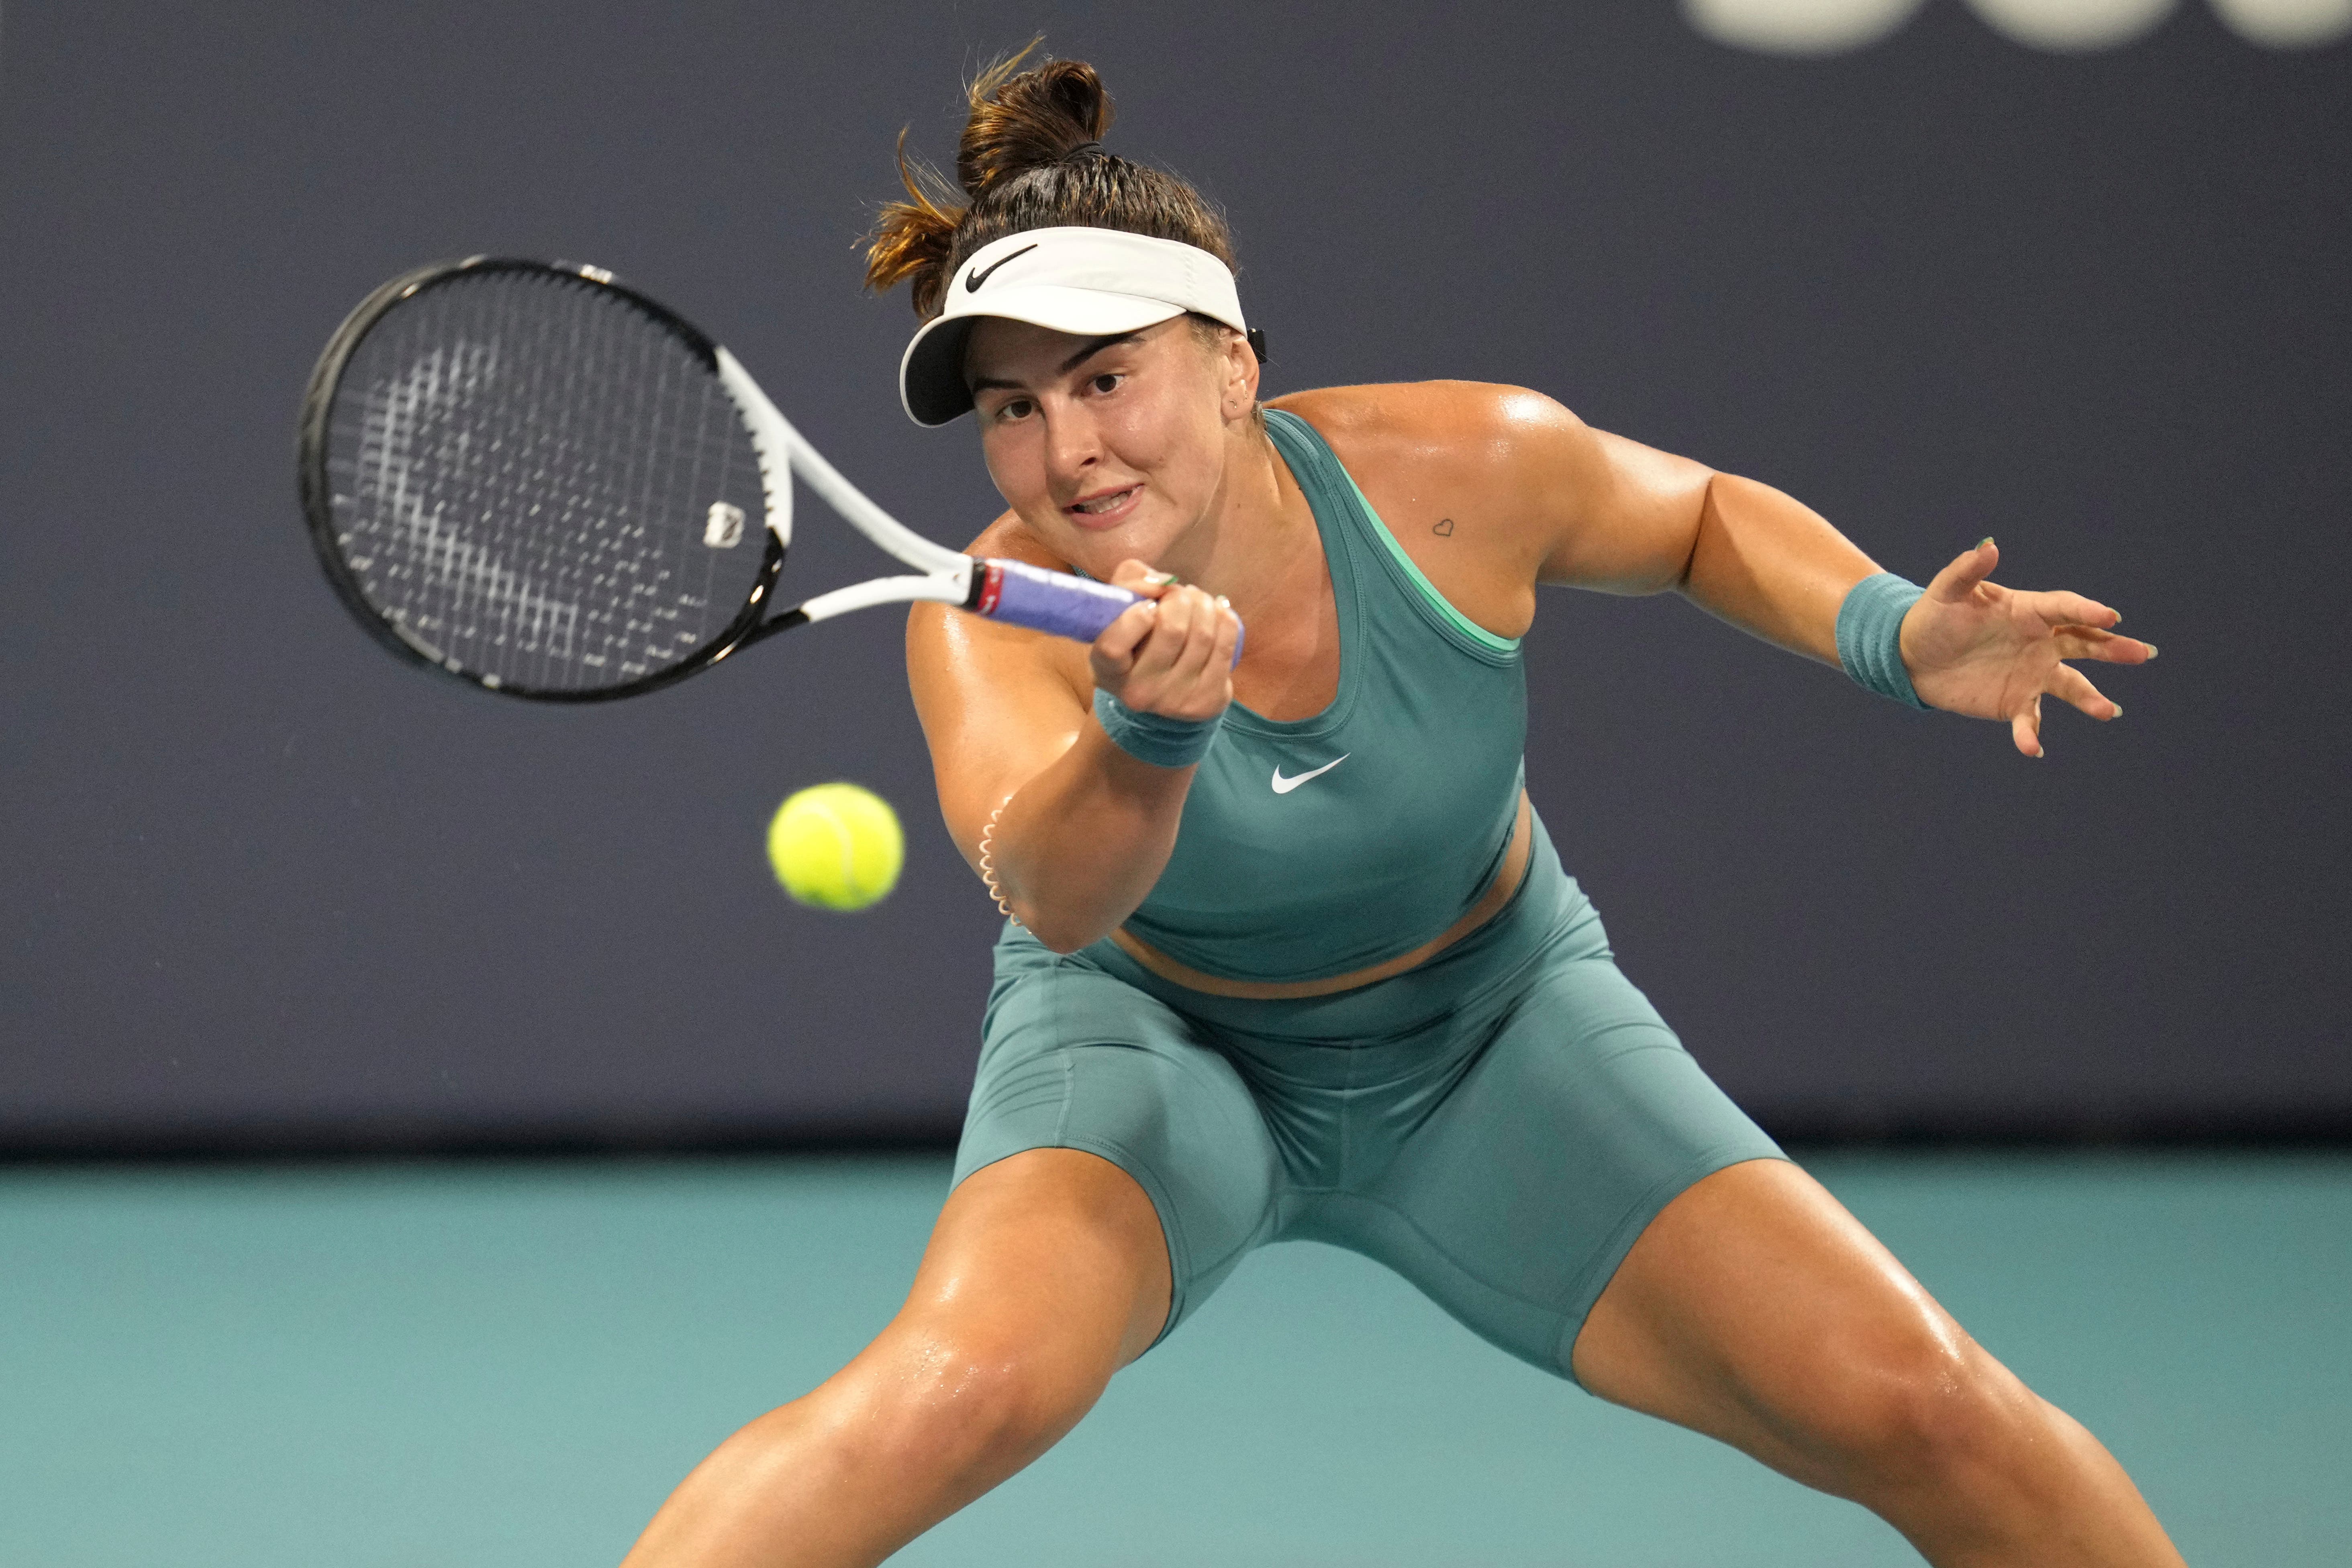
1093 688 1223 767
1835 572 1931 710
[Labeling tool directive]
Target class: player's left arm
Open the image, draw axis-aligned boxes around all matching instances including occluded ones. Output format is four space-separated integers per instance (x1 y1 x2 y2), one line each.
1489 389 2158 756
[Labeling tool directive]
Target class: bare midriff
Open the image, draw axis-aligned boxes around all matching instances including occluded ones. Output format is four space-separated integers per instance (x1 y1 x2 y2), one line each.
1109 791 1533 1000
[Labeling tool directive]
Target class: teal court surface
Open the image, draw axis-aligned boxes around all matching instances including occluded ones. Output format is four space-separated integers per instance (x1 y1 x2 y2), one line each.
2 1149 2344 1566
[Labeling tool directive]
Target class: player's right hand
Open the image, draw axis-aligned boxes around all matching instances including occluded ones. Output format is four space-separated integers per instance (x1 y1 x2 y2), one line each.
1090 559 1241 723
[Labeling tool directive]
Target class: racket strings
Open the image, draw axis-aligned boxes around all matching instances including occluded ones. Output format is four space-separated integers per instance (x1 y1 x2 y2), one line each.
325 270 768 693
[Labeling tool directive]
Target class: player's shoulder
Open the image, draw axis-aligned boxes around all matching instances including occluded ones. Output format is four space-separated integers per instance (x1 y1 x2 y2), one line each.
908 509 1088 698
958 508 1065 570
1270 380 1582 455
1269 382 1593 509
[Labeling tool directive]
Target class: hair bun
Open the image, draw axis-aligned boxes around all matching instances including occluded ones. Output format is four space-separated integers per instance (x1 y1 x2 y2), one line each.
865 47 1235 322
956 54 1115 197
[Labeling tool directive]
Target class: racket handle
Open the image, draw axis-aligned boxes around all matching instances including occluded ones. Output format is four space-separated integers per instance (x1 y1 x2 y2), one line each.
970 558 1244 661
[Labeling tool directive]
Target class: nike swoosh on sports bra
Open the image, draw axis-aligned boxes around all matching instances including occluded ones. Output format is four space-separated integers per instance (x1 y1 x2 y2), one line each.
1270 755 1348 794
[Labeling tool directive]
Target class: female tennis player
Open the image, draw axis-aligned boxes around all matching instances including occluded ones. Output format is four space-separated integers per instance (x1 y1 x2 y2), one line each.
622 53 2175 1568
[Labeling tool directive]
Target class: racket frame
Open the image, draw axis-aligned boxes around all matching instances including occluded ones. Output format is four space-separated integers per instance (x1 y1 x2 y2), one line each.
298 256 1154 704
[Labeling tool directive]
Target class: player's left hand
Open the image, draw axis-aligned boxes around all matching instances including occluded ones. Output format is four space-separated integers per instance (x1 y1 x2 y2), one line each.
1899 539 2158 758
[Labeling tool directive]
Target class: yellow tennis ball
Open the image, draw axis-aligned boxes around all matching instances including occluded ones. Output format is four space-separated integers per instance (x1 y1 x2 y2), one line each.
766 783 904 911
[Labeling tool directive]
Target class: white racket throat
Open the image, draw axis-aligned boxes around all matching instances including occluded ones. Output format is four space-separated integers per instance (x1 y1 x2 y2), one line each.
711 348 974 625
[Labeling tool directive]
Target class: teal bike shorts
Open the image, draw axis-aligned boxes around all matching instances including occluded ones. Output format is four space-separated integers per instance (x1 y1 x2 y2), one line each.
952 814 1786 1387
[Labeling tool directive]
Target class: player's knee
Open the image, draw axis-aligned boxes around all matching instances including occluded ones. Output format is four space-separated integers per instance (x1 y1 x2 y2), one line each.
861 1328 1107 1480
1823 1337 2036 1502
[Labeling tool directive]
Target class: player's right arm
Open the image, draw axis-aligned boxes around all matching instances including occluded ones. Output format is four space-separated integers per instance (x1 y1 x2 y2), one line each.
908 516 1239 953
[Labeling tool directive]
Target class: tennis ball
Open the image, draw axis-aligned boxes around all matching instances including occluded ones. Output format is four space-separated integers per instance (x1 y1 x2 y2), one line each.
766 783 904 911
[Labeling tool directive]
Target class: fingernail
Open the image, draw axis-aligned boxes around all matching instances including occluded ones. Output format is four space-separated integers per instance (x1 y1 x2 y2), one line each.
2144 644 2159 659
2111 705 2123 718
1215 594 1231 608
1145 570 1178 586
1977 536 1994 549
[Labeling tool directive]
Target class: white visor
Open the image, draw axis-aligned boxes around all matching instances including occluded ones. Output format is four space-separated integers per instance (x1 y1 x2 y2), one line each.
899 226 1250 427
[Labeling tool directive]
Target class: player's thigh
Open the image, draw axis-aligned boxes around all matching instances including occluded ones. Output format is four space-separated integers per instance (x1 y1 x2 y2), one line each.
1571 1158 2035 1497
1356 939 1784 1376
959 937 1282 1348
911 1146 1173 1376
801 1147 1175 1489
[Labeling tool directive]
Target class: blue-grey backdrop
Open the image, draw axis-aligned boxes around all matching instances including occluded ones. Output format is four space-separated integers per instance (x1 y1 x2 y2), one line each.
2 0 2345 1152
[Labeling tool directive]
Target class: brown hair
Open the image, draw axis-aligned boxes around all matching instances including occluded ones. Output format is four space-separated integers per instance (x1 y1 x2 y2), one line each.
864 47 1239 321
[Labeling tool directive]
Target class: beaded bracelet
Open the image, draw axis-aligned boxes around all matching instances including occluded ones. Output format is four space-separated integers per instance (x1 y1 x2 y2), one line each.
977 792 1019 924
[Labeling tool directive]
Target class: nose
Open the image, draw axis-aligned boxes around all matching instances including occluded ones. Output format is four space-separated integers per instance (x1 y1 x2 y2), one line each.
1040 400 1101 492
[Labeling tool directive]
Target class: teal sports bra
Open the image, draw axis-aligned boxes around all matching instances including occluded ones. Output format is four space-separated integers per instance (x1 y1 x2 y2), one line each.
1090 408 1529 984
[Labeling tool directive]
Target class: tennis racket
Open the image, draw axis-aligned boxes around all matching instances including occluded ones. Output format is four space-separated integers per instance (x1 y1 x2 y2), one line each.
297 256 1192 701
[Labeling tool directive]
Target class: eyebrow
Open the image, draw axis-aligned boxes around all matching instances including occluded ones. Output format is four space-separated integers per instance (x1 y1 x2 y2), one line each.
967 333 1145 394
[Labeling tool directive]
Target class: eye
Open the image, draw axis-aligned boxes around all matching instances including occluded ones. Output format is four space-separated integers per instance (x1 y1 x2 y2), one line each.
992 397 1036 423
1088 372 1122 395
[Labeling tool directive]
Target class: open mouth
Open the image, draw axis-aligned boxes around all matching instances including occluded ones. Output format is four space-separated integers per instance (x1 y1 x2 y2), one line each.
1065 485 1141 524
